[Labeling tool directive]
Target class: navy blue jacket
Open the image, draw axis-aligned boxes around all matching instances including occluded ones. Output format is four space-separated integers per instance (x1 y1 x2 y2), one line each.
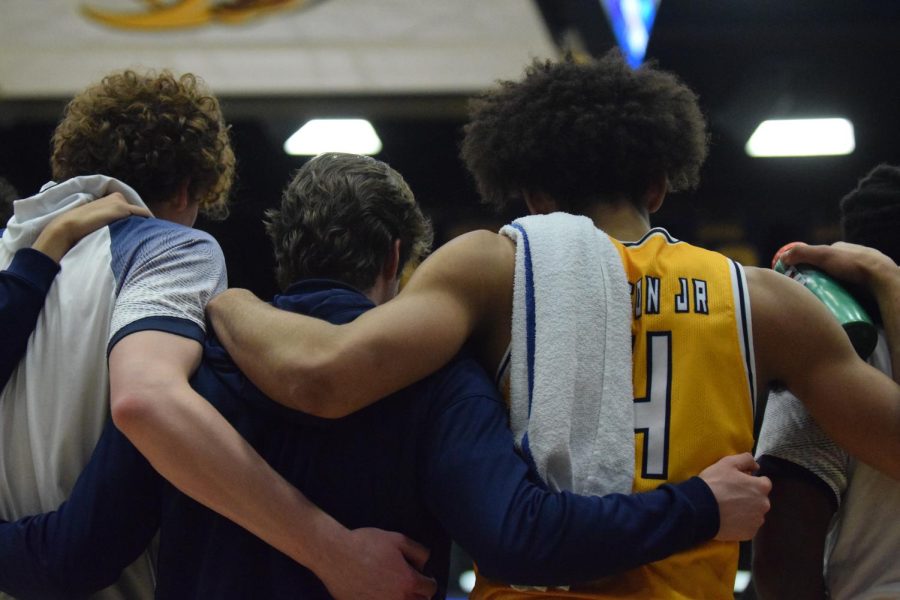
0 279 718 599
0 249 60 388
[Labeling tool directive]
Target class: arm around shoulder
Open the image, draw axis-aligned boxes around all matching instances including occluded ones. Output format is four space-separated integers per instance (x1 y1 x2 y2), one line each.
208 229 511 417
748 266 900 480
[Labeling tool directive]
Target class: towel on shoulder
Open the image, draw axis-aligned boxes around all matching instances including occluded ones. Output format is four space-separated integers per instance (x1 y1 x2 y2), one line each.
500 212 634 497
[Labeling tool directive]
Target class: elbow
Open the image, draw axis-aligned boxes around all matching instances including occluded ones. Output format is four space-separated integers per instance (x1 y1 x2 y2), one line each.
272 344 354 419
110 391 160 439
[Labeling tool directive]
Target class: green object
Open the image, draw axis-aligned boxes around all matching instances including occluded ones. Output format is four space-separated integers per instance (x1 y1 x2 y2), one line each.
774 259 878 359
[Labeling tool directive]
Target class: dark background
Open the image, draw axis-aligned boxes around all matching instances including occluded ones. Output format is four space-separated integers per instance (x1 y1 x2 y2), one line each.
4 1 900 301
2 2 900 595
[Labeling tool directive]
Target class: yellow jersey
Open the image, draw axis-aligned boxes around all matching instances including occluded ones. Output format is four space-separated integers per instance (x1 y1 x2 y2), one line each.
474 228 756 600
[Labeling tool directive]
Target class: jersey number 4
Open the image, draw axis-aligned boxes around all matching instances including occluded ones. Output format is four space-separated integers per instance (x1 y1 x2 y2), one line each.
634 332 672 480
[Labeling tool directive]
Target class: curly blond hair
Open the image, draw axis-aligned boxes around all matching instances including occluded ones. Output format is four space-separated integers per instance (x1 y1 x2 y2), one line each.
51 70 234 218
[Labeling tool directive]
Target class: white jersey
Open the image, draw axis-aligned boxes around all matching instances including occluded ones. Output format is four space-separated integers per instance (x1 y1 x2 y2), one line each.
0 176 227 600
758 331 900 599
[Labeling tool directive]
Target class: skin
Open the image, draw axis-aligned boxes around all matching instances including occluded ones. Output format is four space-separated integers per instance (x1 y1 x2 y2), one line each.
208 187 777 544
752 460 832 600
107 186 435 600
31 193 152 262
752 241 900 599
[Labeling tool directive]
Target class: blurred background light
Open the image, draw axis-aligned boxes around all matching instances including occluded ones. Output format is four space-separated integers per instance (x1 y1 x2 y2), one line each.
458 569 476 593
745 118 855 158
284 119 383 156
734 570 752 593
599 0 660 68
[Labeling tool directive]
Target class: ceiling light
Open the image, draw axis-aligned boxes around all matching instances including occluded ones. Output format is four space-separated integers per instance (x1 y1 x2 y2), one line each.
745 118 855 157
284 119 383 156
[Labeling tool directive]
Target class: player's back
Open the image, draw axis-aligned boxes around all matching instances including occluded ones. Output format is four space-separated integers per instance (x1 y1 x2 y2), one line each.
0 178 225 600
598 229 755 598
473 228 755 600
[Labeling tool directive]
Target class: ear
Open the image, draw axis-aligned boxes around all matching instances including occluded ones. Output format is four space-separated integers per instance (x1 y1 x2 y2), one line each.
645 173 668 214
173 179 191 212
523 190 559 215
381 238 402 282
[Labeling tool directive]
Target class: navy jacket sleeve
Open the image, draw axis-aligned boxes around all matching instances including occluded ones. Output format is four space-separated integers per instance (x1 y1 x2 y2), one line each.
0 420 162 598
0 249 59 388
421 360 718 587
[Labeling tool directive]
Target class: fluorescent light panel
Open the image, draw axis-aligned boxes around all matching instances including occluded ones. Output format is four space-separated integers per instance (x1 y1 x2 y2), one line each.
746 118 855 157
284 119 382 156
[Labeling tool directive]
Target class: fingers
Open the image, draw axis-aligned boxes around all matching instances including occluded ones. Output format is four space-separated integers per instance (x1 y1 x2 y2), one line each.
95 192 152 218
721 452 760 474
126 204 154 218
409 572 438 600
398 535 431 571
779 242 825 267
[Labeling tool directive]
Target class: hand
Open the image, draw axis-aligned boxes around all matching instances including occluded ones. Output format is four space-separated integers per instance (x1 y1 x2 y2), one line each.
781 241 900 294
316 527 437 600
699 453 772 541
32 193 152 263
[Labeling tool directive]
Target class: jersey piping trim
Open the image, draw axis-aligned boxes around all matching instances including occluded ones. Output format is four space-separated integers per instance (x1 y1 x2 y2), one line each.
509 223 537 418
621 227 681 248
729 260 757 418
107 316 205 356
495 346 511 388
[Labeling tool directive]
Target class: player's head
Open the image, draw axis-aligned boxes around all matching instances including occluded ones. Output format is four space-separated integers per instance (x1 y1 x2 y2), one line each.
840 163 900 264
266 152 433 297
461 50 708 215
0 177 18 224
50 69 234 220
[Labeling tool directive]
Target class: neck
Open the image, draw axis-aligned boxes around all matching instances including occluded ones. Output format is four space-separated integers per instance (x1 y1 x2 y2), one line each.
583 200 652 242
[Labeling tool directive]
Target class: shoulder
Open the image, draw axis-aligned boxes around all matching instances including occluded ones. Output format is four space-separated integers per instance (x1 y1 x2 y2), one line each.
108 217 225 274
404 228 514 328
425 229 514 279
109 216 222 254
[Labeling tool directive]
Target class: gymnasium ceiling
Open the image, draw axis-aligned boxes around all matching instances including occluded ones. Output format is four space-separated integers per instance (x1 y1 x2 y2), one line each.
2 0 900 295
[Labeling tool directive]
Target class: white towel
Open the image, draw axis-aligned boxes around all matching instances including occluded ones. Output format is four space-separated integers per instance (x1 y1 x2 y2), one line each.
2 175 146 253
500 212 634 496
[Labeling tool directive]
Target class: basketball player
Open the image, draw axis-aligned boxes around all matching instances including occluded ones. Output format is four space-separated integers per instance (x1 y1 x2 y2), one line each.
208 53 900 597
754 164 900 599
0 153 753 598
1 194 151 388
0 70 432 599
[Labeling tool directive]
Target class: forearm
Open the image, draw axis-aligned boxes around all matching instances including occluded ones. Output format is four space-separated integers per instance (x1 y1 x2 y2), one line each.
112 380 348 572
209 286 473 418
752 457 833 599
0 422 160 597
472 479 715 585
109 331 351 578
0 249 60 386
207 289 342 414
426 395 717 585
871 266 900 379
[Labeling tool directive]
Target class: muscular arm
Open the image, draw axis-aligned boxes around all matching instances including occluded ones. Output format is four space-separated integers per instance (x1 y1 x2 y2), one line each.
752 456 835 600
749 266 900 479
781 241 900 379
109 331 435 600
209 230 513 417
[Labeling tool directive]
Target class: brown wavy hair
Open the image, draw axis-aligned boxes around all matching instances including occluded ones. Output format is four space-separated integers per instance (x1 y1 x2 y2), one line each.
267 153 433 292
51 69 234 218
461 51 709 213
